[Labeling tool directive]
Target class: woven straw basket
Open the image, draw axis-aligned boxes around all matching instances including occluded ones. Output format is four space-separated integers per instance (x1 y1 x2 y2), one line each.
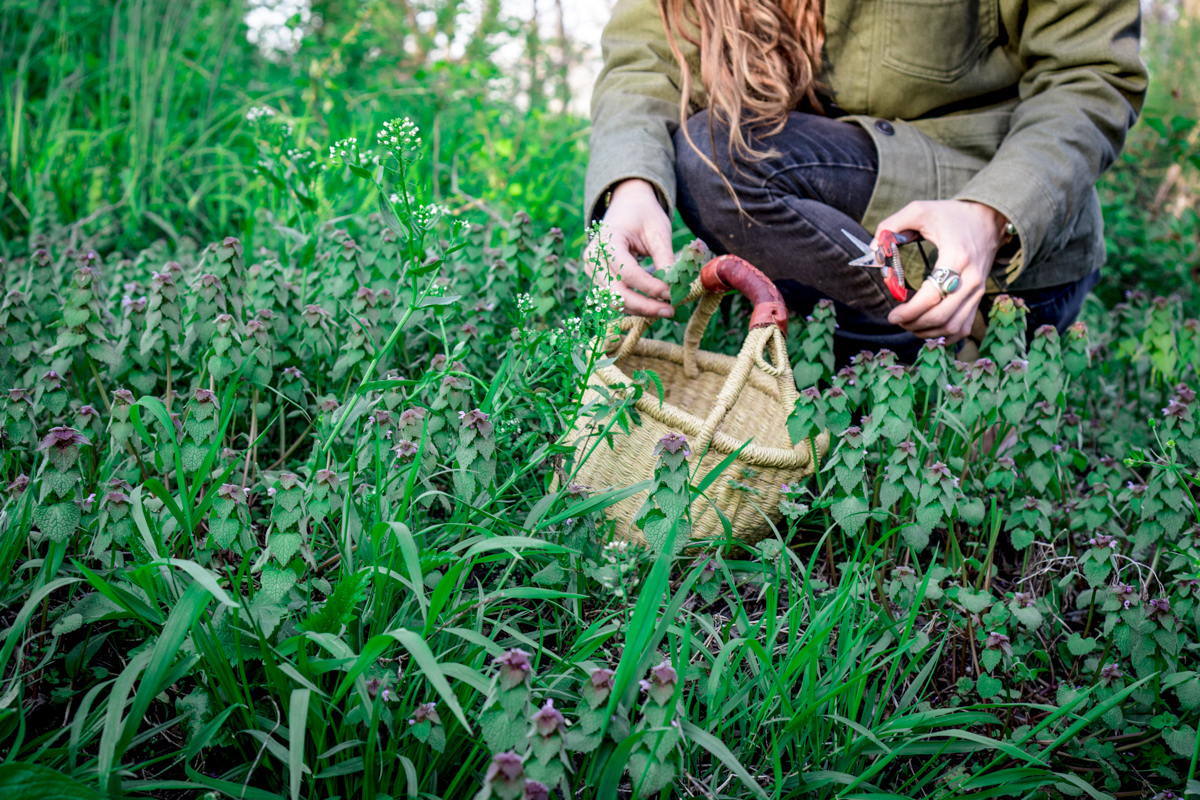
567 255 827 546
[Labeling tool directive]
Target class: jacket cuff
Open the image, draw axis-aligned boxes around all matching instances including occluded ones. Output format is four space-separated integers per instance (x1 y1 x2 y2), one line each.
954 161 1061 289
584 172 674 227
584 132 676 225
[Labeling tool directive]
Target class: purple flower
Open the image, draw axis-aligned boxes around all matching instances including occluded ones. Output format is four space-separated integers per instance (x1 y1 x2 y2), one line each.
928 461 954 482
638 660 678 706
39 426 90 454
221 484 251 504
1088 534 1116 549
1163 398 1188 419
655 431 689 456
972 358 997 377
302 304 330 325
483 752 525 789
393 439 419 459
1175 384 1197 404
944 384 965 400
530 699 568 738
411 701 440 726
495 649 534 691
220 236 244 256
193 388 219 407
523 779 550 800
841 426 863 448
1099 663 1123 685
984 631 1013 658
1125 481 1148 497
1013 591 1036 609
923 336 947 350
1004 359 1029 376
105 490 130 507
1146 597 1172 621
458 408 494 437
283 366 302 379
113 389 135 406
7 475 30 496
315 469 341 491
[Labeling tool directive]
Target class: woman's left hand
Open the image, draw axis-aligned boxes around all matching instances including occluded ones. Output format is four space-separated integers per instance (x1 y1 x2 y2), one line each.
875 199 1009 343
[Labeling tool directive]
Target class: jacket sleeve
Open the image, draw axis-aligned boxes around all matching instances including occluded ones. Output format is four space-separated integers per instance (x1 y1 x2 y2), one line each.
953 0 1147 280
584 0 699 225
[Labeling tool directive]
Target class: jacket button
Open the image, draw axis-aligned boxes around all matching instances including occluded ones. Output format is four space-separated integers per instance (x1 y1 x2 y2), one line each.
875 119 895 136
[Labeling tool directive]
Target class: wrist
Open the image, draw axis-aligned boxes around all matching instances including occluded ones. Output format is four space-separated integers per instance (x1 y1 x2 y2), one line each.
610 178 657 204
964 200 1010 251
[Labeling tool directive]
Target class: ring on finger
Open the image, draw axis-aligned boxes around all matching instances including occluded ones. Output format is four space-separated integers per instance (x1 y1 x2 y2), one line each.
929 267 962 298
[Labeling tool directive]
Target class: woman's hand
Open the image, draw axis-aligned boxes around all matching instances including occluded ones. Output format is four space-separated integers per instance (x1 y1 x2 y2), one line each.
876 200 1009 343
584 179 676 318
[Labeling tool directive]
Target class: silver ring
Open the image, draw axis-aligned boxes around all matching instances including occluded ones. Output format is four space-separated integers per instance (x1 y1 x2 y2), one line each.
930 267 961 298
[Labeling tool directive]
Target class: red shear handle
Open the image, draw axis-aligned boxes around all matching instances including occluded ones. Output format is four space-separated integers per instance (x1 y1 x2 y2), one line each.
699 255 788 336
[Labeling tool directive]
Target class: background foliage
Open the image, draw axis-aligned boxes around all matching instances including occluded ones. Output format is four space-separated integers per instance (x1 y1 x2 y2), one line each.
2 1 1200 799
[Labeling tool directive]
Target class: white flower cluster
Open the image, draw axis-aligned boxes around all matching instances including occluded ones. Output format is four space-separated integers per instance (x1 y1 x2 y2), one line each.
516 293 535 315
377 117 422 160
328 137 358 161
411 202 450 228
246 106 276 123
585 285 621 313
285 147 319 172
558 316 583 339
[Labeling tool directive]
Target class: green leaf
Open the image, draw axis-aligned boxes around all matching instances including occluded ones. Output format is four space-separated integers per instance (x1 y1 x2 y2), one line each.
289 689 311 800
831 495 869 536
1067 633 1097 656
34 501 80 543
976 674 1002 699
1164 725 1196 757
0 762 107 800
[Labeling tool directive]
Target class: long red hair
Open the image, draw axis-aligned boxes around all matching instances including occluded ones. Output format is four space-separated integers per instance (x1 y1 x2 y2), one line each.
659 0 826 173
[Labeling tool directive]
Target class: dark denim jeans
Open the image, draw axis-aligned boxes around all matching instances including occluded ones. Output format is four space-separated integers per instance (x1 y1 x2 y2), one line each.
673 110 1100 364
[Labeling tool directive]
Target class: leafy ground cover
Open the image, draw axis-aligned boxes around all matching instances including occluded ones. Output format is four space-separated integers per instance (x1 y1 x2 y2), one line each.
0 112 1199 799
3 1 1200 798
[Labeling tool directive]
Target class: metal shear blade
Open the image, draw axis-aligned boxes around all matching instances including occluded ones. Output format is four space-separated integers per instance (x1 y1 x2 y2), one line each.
841 229 881 267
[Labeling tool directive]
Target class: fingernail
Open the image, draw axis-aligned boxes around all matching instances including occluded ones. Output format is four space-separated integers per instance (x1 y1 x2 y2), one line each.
657 307 674 318
659 291 671 301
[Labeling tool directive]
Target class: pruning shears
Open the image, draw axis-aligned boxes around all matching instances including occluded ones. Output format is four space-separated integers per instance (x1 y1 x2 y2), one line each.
842 228 926 302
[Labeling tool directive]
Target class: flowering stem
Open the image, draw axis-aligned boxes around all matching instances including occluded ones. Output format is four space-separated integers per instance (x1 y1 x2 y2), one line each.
85 355 112 414
242 390 258 491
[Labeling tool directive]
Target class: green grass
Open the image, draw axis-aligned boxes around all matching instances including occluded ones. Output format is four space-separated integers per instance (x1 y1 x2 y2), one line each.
1 3 1200 799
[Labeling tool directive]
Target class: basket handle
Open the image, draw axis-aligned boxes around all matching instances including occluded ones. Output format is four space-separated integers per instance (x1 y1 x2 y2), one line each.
699 256 788 335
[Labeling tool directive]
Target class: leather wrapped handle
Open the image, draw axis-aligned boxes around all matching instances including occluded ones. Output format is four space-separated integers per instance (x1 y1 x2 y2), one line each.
699 255 788 336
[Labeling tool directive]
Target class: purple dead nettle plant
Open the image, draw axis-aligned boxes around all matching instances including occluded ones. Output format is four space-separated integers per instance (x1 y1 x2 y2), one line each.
480 649 537 756
407 700 446 752
33 426 91 543
209 481 251 551
628 659 685 795
478 752 526 800
524 698 571 790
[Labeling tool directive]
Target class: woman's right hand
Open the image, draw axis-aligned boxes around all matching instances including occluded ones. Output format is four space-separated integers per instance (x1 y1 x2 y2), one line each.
584 178 677 318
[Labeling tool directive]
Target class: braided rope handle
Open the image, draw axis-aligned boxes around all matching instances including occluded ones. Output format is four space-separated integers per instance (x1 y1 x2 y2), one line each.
607 255 802 452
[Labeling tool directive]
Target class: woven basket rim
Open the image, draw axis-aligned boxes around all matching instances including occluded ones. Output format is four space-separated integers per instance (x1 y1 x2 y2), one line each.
594 336 808 468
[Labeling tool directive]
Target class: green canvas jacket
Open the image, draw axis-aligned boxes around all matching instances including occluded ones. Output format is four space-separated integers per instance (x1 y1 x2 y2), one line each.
585 0 1148 291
